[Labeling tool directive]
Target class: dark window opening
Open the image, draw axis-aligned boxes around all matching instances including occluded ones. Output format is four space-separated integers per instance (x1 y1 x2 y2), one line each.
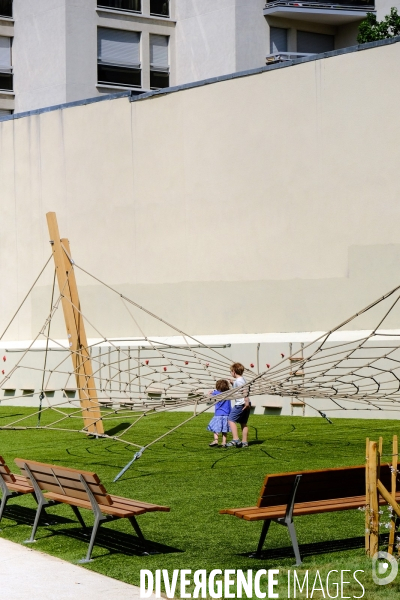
0 0 12 18
0 71 12 91
150 70 169 89
297 30 334 54
98 64 141 87
97 0 141 13
270 27 288 53
150 0 169 17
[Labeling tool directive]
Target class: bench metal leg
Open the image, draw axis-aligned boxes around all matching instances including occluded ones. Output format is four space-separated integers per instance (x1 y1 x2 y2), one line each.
78 512 106 564
23 463 51 544
24 498 47 544
0 488 12 526
71 505 86 529
286 521 302 566
255 519 271 557
77 474 107 563
129 516 145 540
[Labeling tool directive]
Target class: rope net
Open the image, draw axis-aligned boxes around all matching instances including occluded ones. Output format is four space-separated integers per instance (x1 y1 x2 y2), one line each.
3 251 400 468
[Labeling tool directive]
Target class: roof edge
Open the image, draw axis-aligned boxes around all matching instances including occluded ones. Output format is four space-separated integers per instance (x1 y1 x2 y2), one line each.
1 35 399 122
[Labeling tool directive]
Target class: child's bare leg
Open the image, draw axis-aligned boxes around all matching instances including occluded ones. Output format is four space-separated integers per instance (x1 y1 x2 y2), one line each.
229 421 239 440
241 423 249 443
213 433 219 443
222 432 227 445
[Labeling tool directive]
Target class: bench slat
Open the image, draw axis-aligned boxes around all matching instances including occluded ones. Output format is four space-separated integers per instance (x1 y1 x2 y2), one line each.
14 459 113 506
0 456 16 483
43 492 147 517
257 464 393 507
15 471 111 504
14 459 101 485
109 495 170 512
222 490 400 520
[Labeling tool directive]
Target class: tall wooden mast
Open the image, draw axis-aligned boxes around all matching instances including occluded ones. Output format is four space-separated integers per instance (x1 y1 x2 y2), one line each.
46 212 104 435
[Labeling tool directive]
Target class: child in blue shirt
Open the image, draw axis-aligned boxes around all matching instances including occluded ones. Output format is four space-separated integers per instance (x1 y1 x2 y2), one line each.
207 379 231 447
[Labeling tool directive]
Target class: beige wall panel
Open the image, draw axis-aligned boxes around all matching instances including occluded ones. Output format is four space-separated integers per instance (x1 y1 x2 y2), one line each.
1 43 400 340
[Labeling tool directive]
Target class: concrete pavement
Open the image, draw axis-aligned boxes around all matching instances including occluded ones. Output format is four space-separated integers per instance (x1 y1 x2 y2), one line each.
0 537 154 600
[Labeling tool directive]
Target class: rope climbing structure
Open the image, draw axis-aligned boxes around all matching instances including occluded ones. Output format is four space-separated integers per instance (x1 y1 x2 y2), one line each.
2 213 400 477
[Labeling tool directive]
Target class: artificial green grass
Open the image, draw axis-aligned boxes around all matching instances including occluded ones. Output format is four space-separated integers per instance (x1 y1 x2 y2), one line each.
1 407 400 598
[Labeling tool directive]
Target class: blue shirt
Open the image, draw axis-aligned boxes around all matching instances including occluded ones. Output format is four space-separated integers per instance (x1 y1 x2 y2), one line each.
211 390 231 416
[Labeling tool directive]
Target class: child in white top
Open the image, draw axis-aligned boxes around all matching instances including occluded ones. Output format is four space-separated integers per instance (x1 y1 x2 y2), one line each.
227 362 250 448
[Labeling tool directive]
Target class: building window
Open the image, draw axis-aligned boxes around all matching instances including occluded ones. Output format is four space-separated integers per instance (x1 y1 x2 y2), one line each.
150 0 169 17
0 36 12 91
97 0 141 13
297 31 334 54
0 109 12 117
150 34 169 89
0 0 12 18
270 27 288 54
98 28 141 88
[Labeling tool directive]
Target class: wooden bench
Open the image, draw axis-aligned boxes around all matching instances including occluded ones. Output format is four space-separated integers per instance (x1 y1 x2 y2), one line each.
14 458 170 563
220 463 399 565
0 456 35 525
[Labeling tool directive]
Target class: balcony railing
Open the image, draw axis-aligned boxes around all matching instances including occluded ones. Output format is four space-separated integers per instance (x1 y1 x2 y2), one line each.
0 0 12 18
265 0 374 10
97 0 141 13
266 52 315 64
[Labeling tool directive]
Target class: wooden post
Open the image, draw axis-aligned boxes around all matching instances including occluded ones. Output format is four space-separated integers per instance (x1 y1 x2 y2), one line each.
389 435 398 555
367 440 379 556
365 437 370 554
46 212 104 435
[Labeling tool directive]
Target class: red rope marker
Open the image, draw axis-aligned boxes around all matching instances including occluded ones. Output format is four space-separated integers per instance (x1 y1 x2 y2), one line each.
163 367 167 371
281 353 285 358
2 356 5 362
266 364 270 368
250 363 254 368
145 360 149 365
185 361 189 365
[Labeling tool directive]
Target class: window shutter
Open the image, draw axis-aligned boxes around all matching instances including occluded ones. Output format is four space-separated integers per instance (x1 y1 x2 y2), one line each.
270 28 288 54
98 28 140 67
0 36 11 70
150 35 169 68
297 31 334 54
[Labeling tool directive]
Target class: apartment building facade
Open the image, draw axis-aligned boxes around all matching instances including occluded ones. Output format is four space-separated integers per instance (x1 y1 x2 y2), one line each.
0 0 388 116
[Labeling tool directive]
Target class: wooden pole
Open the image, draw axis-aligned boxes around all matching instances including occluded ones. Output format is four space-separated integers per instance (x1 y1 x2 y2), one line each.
365 437 370 554
389 435 398 555
46 212 104 435
367 440 379 556
376 480 400 518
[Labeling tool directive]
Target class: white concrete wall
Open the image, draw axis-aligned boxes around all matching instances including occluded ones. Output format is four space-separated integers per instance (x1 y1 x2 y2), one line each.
13 0 67 112
235 0 268 72
65 0 98 103
1 41 400 345
175 0 237 83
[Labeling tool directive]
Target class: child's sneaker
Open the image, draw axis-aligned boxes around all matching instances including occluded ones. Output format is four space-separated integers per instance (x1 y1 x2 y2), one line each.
241 442 249 448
